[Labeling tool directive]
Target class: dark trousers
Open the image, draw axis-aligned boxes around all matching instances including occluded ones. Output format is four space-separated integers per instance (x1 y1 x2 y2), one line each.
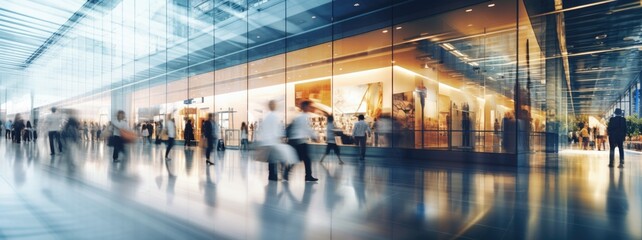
165 137 175 158
609 139 625 165
5 129 10 139
112 136 125 160
48 131 63 154
241 139 248 150
268 162 278 179
205 137 216 160
325 143 340 155
354 136 367 159
290 141 312 178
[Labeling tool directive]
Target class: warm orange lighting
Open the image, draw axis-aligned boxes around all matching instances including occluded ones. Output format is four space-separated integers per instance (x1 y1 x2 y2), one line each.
382 30 388 33
465 9 472 12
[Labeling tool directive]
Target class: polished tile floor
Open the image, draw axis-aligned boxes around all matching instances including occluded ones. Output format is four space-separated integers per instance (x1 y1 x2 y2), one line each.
0 139 640 240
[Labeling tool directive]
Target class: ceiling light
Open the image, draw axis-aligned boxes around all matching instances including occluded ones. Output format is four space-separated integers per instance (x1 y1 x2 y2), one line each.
465 9 472 12
442 43 455 50
595 34 607 40
467 24 473 27
311 16 316 19
382 30 388 33
488 3 495 7
256 35 261 38
396 26 402 30
452 50 466 57
354 3 360 7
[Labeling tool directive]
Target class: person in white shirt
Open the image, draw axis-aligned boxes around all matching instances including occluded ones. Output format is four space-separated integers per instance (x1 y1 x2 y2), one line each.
44 107 64 155
319 116 344 164
257 100 286 181
288 100 318 182
352 114 370 160
110 110 129 162
165 115 176 160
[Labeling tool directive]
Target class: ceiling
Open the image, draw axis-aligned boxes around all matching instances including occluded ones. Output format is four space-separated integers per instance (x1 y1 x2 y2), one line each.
563 0 642 115
1 0 641 117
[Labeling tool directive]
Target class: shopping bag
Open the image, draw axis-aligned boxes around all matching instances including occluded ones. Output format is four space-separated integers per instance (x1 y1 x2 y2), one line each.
120 129 138 143
271 144 298 164
254 146 271 162
160 129 169 141
199 137 208 148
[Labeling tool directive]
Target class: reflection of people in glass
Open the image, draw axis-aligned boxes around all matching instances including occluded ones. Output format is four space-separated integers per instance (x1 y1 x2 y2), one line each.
502 112 516 153
319 116 344 165
461 113 471 148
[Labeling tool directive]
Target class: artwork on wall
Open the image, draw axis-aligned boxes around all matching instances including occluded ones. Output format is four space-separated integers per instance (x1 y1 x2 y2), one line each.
393 91 415 130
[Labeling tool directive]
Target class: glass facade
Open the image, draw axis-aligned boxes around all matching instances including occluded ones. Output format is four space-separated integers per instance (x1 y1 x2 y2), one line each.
3 0 603 155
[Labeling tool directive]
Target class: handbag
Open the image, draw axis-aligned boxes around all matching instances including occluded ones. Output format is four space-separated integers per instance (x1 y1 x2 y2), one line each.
120 129 137 143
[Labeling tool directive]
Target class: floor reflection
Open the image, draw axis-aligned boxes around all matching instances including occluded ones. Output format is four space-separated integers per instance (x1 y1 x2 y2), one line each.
0 139 640 239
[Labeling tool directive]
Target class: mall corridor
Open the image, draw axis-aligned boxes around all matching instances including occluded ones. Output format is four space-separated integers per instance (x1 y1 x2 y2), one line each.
0 139 640 240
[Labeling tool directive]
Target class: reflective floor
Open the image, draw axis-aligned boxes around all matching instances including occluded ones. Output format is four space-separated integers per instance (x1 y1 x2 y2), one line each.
1 139 640 240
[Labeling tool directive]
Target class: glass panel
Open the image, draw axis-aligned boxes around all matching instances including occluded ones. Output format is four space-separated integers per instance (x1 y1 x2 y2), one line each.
392 0 517 152
214 0 247 148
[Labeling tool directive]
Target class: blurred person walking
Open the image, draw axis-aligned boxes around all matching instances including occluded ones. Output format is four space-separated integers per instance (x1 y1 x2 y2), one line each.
82 122 89 141
44 107 63 155
580 124 590 150
597 123 606 151
155 120 163 145
61 112 81 158
12 114 25 144
146 121 154 145
4 120 12 139
319 116 344 165
24 120 33 142
607 108 627 168
288 100 319 182
110 110 132 162
184 119 194 149
257 100 288 181
240 122 249 151
165 115 176 160
202 113 218 165
352 114 370 161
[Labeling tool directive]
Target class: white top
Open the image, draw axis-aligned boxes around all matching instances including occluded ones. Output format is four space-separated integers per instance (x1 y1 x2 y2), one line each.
257 112 283 146
352 120 370 137
326 122 337 143
111 120 128 136
597 125 606 136
241 128 248 139
44 112 63 132
166 120 176 138
290 112 317 141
